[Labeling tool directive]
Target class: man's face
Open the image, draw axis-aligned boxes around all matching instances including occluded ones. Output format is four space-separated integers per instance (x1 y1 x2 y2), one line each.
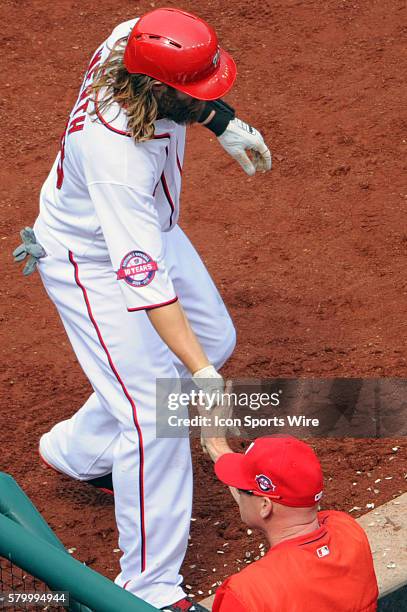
154 85 205 124
236 490 266 529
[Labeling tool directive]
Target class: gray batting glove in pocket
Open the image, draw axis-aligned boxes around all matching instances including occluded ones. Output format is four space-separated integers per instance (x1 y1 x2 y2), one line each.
13 227 46 276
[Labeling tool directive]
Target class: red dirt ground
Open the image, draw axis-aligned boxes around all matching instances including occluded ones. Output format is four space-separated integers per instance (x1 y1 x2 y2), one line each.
1 0 406 603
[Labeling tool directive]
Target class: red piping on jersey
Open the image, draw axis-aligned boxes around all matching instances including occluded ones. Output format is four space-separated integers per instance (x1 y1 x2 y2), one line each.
153 133 172 140
94 92 170 140
161 173 175 227
160 145 176 228
68 251 147 573
128 296 178 312
176 152 183 175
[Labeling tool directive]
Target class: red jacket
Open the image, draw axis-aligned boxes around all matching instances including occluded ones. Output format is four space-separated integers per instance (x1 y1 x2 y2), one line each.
213 510 378 612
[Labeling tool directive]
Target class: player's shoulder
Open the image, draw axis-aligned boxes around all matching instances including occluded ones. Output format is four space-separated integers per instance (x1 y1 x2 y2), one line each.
105 18 138 50
319 509 364 530
84 107 174 152
319 509 372 547
85 103 180 149
82 114 172 188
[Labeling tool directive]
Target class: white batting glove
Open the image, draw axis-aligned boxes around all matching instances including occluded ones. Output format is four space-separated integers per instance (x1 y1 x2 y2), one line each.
192 365 224 398
217 118 272 176
192 365 224 455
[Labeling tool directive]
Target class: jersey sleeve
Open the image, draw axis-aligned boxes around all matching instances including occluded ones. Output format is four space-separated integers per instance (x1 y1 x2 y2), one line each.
88 181 177 311
212 583 249 612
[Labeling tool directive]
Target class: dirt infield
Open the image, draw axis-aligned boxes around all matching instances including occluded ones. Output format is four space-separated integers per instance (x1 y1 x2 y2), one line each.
1 0 406 601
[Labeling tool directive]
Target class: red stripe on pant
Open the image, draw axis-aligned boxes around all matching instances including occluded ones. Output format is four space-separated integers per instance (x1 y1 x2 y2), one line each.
68 251 146 572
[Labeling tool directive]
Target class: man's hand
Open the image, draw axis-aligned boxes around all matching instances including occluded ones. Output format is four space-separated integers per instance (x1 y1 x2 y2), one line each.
203 437 233 463
192 364 224 396
199 380 239 461
217 118 272 176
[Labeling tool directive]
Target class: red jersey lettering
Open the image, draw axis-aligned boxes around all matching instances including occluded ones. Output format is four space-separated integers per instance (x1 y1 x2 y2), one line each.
56 49 102 189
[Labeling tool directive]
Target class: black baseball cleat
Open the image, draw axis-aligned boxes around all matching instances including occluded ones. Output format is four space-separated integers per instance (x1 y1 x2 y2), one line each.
39 449 114 495
85 473 114 495
161 597 209 612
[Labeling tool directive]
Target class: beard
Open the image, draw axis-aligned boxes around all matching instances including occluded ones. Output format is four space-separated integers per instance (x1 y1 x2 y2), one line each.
155 86 205 125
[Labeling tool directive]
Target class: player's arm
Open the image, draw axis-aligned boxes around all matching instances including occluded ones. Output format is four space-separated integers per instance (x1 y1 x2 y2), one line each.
88 180 223 383
198 99 272 176
146 299 210 374
198 99 236 135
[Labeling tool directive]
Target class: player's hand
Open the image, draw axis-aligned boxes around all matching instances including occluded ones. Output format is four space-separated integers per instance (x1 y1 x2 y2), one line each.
217 118 272 176
199 380 240 461
192 364 224 397
192 365 225 456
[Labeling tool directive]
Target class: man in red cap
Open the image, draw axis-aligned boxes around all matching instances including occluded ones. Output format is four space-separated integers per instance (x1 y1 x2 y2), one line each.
209 436 378 612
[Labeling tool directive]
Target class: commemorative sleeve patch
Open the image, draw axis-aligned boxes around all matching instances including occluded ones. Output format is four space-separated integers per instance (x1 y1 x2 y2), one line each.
116 251 158 287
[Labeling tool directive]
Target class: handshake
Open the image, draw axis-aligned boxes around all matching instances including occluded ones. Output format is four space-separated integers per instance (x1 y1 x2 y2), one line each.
192 365 238 462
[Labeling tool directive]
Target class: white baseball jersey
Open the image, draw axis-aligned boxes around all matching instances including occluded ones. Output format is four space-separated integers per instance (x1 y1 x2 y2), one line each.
34 19 236 608
39 18 185 311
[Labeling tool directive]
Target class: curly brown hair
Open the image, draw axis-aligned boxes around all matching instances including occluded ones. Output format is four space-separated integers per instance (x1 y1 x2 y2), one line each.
90 37 158 142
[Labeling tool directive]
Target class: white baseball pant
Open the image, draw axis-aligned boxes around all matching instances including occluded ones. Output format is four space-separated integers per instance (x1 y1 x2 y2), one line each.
35 221 236 608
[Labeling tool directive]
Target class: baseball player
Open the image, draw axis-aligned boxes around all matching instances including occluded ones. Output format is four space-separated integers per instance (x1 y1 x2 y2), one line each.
14 9 271 611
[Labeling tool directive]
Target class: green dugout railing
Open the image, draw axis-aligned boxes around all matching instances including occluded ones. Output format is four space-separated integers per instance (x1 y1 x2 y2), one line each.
0 473 67 552
0 473 158 612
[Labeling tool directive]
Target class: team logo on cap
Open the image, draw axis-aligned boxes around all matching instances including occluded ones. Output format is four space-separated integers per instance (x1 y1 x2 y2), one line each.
255 474 276 492
117 251 158 287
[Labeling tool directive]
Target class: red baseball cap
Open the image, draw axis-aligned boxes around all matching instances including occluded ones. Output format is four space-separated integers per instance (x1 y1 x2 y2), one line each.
215 436 324 508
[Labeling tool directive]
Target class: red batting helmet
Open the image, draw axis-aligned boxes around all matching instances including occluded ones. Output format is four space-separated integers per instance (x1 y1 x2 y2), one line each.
123 8 237 101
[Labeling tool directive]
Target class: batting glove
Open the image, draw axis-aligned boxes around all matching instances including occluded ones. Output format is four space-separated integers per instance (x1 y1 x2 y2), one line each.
192 365 224 455
217 118 272 176
13 227 46 275
192 365 224 398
